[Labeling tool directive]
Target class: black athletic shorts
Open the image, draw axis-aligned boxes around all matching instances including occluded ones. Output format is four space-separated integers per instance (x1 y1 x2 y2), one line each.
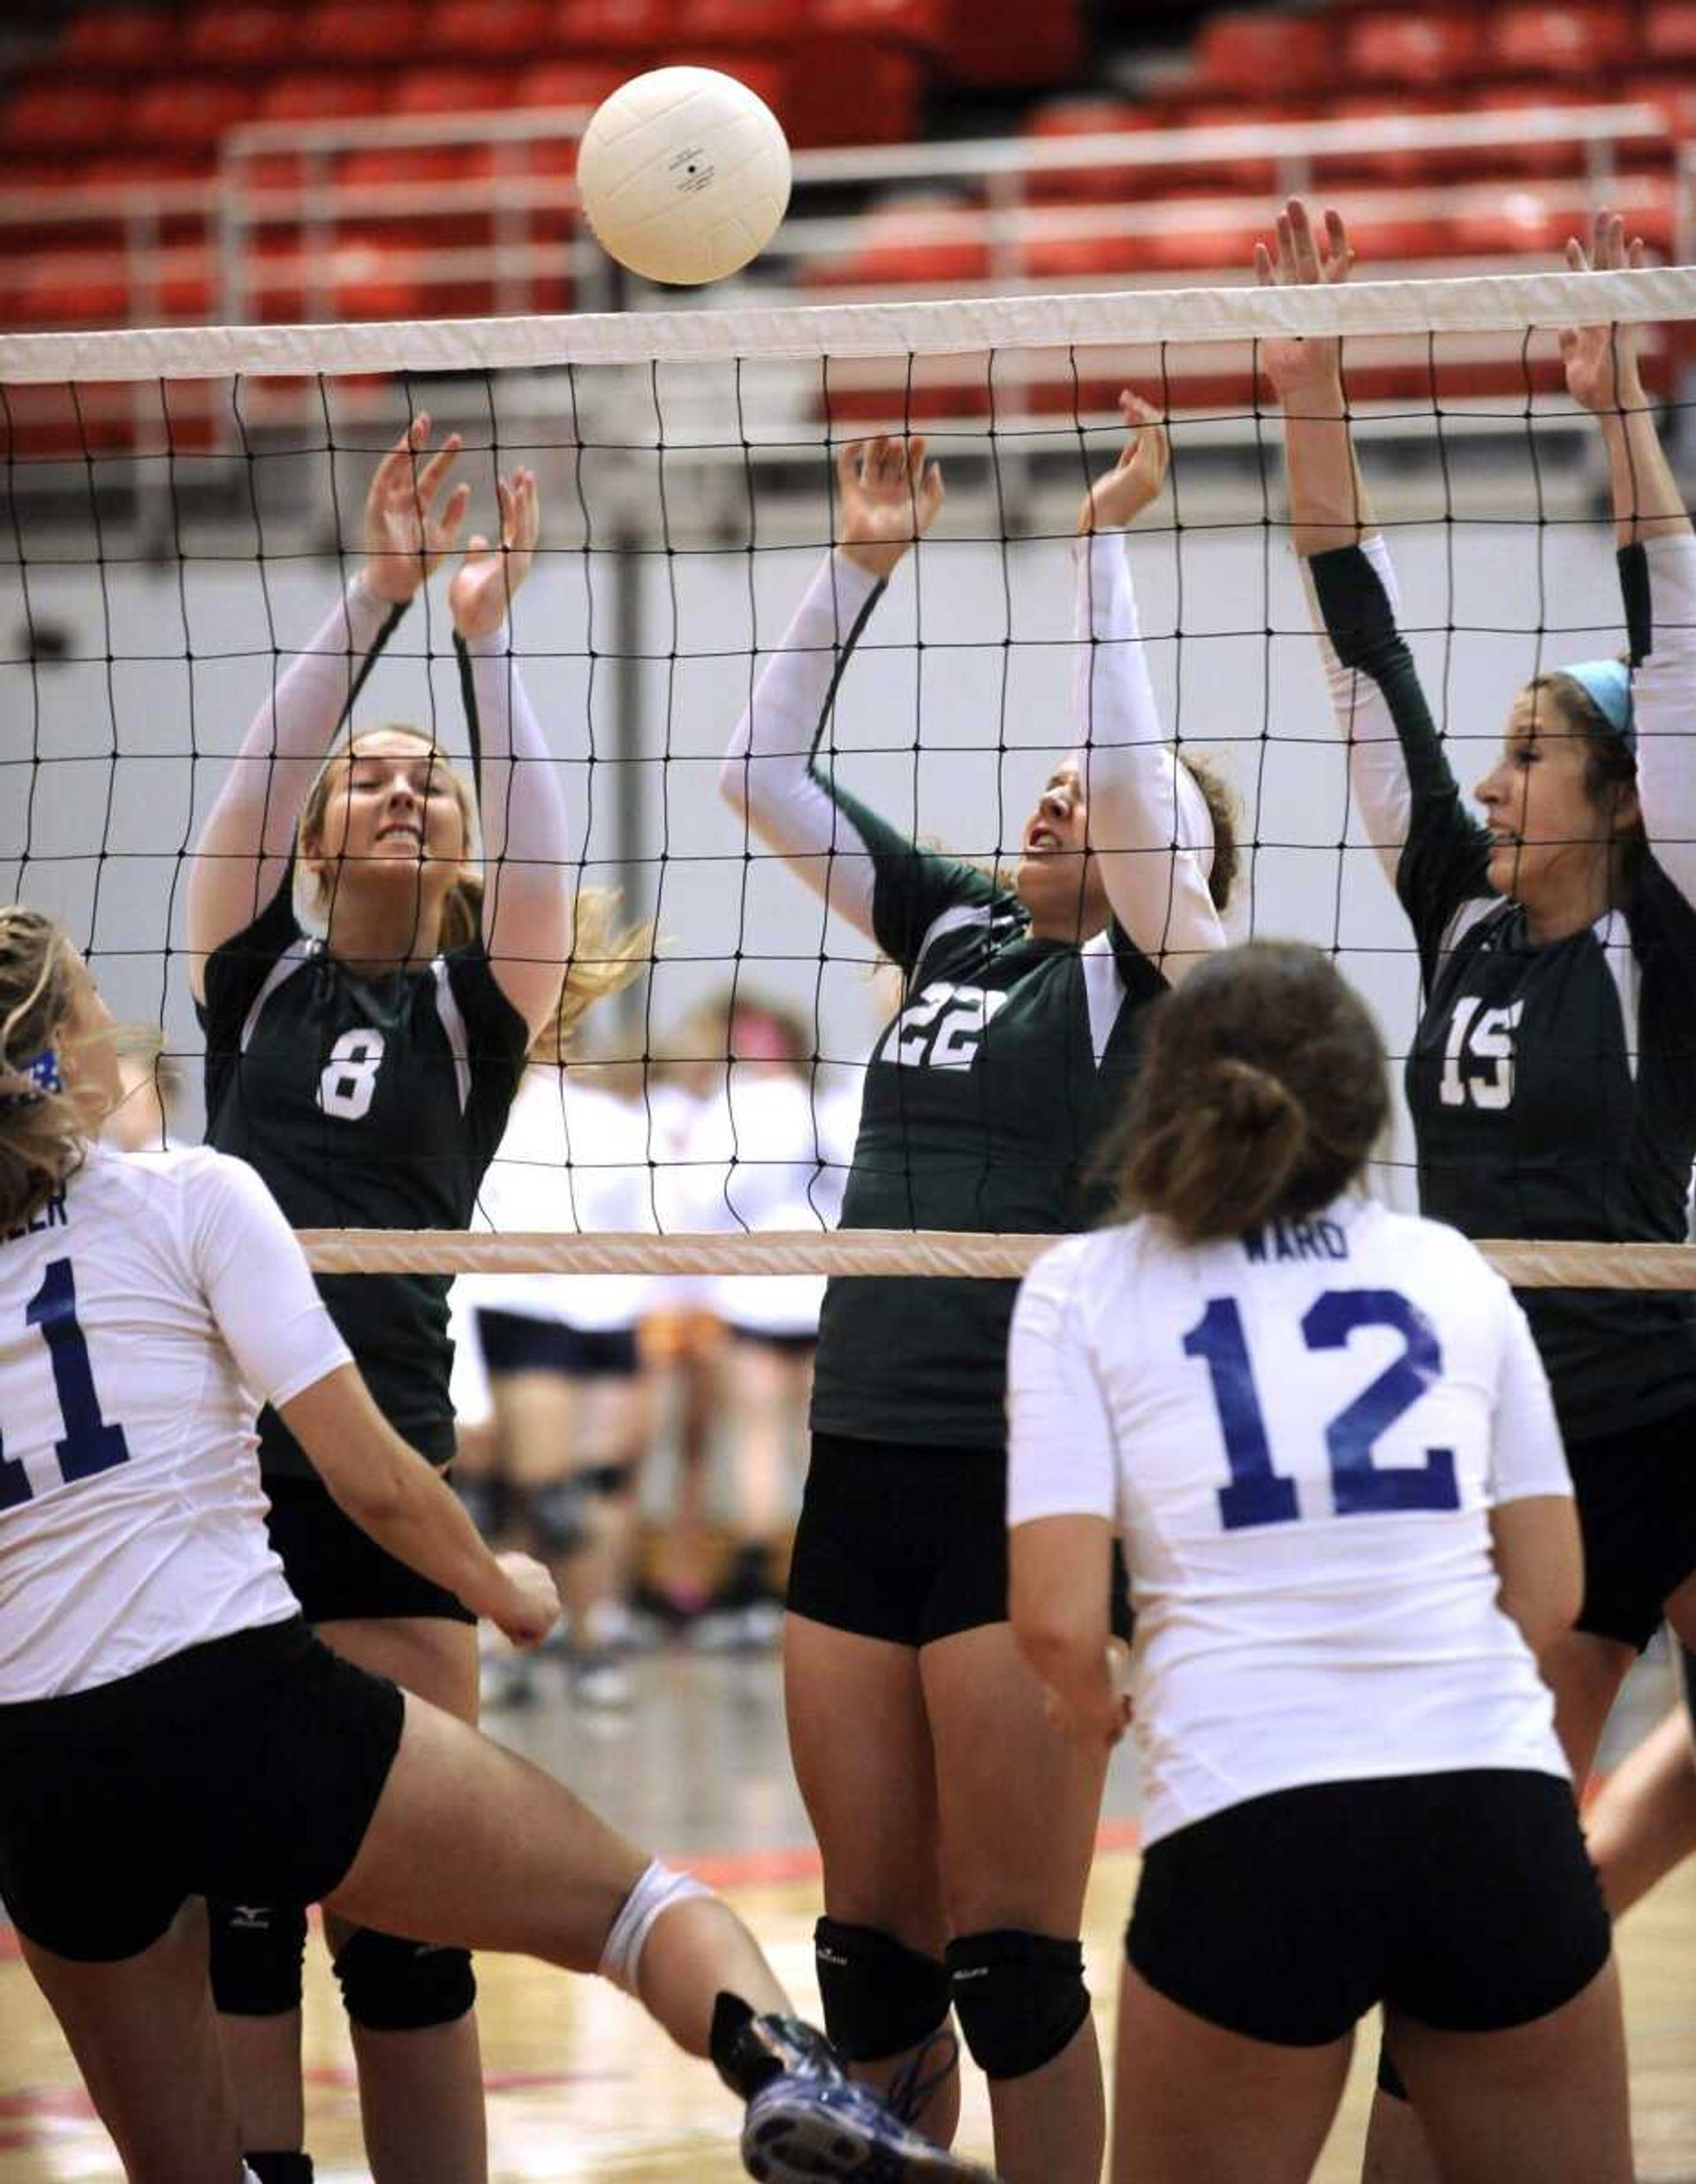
1568 1397 1696 1651
264 1471 476 1627
475 1307 640 1382
0 1619 404 1962
789 1429 1132 1649
728 1326 818 1359
1128 1770 1610 2049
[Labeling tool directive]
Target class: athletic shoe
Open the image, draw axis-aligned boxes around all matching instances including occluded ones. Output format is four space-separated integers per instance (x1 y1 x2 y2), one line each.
568 1648 632 1710
741 2069 998 2181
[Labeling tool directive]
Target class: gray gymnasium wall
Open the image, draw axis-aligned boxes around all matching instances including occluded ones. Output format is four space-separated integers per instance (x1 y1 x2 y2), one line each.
1 496 1625 1212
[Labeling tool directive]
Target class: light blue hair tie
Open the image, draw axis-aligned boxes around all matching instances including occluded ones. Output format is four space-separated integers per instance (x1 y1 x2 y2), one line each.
1557 659 1635 749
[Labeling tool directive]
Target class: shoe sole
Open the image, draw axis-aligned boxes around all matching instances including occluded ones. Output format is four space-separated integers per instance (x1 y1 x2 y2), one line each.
742 2087 988 2182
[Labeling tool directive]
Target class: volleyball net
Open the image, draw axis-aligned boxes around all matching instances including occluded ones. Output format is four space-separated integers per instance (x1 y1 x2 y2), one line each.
4 262 1695 1286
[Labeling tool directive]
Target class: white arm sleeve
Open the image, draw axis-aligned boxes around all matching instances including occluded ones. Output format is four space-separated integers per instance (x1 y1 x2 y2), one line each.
1073 533 1226 982
1007 1241 1120 1527
461 626 574 1030
188 576 395 965
1301 534 1411 889
719 550 882 942
1487 1292 1573 1506
184 1151 352 1410
1635 535 1696 908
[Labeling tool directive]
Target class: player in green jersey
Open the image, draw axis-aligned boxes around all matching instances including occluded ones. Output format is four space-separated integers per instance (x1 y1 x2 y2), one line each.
1262 199 1696 2184
720 398 1239 2184
187 422 632 2184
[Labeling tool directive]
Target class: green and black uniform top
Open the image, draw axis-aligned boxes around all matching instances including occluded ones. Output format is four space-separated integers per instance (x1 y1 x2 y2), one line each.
194 577 555 1475
720 538 1227 1450
1308 533 1696 1440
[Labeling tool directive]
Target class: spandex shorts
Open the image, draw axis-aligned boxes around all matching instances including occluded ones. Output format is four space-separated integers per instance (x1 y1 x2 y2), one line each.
264 1470 475 1627
727 1327 818 1359
0 1619 404 1962
475 1307 640 1383
1567 1396 1696 1651
788 1429 1132 1649
1128 1770 1609 2048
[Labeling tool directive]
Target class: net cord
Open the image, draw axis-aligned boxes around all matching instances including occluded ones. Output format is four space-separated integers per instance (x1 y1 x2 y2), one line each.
4 266 1695 384
297 1229 1696 1289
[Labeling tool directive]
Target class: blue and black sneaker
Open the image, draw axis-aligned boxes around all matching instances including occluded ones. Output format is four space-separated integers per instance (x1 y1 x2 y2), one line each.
712 1999 997 2183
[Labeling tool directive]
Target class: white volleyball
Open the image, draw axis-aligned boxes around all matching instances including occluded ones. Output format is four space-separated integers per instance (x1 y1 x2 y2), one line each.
576 67 792 288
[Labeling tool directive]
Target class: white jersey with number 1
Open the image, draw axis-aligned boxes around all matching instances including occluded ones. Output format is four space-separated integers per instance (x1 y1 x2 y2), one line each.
0 1144 349 1702
1007 1195 1572 1850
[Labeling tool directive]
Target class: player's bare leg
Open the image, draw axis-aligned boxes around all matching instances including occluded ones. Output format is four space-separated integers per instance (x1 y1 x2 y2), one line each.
1362 1623 1632 2183
22 1900 244 2184
784 1613 964 2148
925 1622 1109 2184
314 1615 488 2184
1386 1961 1632 2184
1112 1961 1352 2184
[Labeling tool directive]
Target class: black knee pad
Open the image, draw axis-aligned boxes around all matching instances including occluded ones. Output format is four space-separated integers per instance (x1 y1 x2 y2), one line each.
945 1929 1090 2082
207 1900 308 2017
1376 2036 1409 2101
244 2156 314 2184
814 1916 952 2064
332 1928 476 2032
525 1479 587 1558
582 1460 636 1500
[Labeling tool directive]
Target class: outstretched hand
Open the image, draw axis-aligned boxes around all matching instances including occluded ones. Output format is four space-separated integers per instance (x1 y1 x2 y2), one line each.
1078 389 1170 535
1560 210 1649 416
361 414 471 605
449 468 541 641
1253 198 1354 409
837 436 946 581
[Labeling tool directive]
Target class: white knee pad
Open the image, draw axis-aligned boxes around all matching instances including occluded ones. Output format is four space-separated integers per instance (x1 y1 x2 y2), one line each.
598 1857 712 1998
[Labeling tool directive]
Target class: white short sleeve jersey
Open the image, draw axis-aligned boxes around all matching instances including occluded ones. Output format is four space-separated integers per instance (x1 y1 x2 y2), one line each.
464 1070 655 1335
687 1068 829 1339
1007 1196 1571 1847
0 1144 349 1700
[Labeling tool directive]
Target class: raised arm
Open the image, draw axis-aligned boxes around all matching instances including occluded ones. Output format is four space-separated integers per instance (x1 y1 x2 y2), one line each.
718 437 946 946
1260 201 1492 947
447 467 573 1038
1563 210 1696 908
186 417 469 998
1073 391 1226 984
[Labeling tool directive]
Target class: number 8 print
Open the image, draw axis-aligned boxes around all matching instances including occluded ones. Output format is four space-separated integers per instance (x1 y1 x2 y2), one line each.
317 1028 387 1121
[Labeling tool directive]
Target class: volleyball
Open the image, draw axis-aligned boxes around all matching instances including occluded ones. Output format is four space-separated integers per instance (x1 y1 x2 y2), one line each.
576 67 792 289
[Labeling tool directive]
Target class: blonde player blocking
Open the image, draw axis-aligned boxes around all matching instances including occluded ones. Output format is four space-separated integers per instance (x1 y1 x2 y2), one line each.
0 904 997 2184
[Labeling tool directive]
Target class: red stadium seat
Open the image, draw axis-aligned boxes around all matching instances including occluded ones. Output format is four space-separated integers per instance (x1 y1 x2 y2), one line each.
9 250 131 330
253 74 385 125
675 0 794 41
1169 100 1285 192
1339 210 1459 263
941 0 1080 88
4 82 130 155
1020 228 1162 280
778 42 919 145
1342 13 1484 89
57 9 168 72
1647 4 1696 61
1193 11 1330 95
551 0 677 50
388 66 514 116
337 145 483 186
183 5 304 71
1021 98 1158 203
812 0 950 46
129 78 261 154
805 193 993 286
666 50 792 127
514 59 632 110
1615 69 1696 146
1313 92 1474 186
1466 84 1600 177
1489 4 1636 77
421 0 556 58
299 0 430 64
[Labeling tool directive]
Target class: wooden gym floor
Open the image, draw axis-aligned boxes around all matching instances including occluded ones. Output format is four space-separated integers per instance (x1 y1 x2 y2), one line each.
4 1648 1696 2182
